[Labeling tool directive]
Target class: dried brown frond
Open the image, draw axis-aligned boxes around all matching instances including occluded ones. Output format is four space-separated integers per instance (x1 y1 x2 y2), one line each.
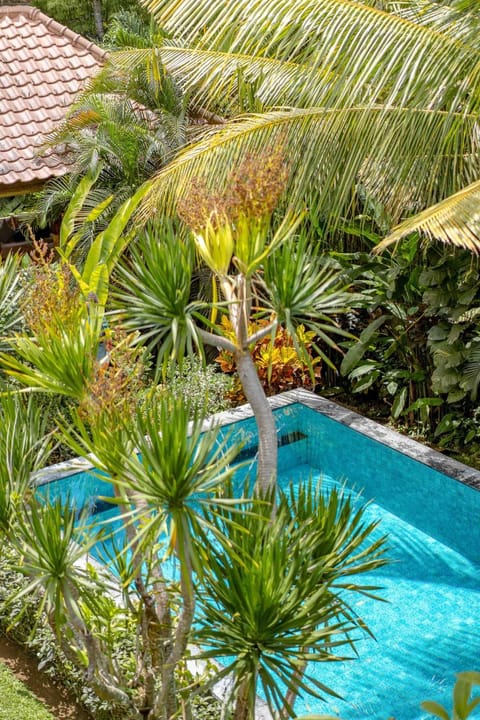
227 149 289 221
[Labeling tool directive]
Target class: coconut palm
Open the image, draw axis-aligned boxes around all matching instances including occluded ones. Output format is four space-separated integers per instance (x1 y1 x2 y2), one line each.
115 0 480 249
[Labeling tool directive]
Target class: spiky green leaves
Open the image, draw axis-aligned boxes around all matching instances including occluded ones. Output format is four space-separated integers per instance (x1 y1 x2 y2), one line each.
0 254 23 352
195 478 388 718
0 394 52 535
113 223 205 373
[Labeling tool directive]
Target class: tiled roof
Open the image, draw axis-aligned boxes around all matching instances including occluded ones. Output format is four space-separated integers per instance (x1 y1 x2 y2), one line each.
0 5 107 194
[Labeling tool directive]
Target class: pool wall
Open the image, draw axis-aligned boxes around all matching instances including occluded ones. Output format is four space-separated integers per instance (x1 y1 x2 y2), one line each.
35 389 480 563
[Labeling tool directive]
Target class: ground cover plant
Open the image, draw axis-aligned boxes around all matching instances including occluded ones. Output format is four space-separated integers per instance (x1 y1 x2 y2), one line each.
0 662 56 720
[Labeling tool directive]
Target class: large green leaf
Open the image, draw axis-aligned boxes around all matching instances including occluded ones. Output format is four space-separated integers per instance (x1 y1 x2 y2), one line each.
60 167 101 253
77 183 150 305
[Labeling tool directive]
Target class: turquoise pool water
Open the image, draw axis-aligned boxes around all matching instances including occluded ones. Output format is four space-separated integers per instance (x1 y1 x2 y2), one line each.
38 402 480 720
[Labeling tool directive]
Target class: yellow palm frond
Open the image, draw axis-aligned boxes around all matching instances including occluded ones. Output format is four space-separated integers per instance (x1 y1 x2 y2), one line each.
145 0 480 116
375 179 480 253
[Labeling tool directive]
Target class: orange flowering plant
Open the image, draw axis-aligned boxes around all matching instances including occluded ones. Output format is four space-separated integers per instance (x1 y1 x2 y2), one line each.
215 316 320 402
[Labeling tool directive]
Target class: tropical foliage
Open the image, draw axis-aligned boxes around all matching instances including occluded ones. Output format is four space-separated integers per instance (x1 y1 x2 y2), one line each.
114 0 480 251
422 671 480 720
0 387 388 720
0 169 389 719
32 0 143 39
114 150 353 489
0 254 24 352
216 318 320 402
2 1 480 717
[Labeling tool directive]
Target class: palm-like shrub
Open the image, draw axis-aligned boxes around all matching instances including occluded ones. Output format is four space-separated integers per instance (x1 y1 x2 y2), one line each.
0 254 24 352
0 391 387 720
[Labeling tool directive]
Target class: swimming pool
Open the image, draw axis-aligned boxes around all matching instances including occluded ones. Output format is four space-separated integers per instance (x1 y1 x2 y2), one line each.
37 389 480 719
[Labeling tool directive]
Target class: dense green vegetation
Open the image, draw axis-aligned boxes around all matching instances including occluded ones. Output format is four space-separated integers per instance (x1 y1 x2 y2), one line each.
21 0 479 464
1 0 480 718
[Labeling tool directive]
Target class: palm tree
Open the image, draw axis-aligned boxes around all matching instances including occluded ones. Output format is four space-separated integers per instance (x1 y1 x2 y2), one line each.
0 255 24 353
115 0 480 249
32 32 188 244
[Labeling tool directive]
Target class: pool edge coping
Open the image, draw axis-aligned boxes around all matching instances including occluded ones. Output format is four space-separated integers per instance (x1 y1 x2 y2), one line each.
203 388 480 492
34 389 480 492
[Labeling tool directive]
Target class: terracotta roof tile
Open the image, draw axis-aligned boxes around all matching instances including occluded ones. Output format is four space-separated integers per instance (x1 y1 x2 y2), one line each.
0 5 107 193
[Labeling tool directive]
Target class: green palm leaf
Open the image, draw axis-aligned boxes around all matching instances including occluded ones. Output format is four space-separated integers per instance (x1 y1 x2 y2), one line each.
125 0 480 242
139 106 478 227
146 0 480 112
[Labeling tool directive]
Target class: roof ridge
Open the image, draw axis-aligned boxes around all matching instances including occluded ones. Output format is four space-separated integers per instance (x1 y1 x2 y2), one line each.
0 5 108 63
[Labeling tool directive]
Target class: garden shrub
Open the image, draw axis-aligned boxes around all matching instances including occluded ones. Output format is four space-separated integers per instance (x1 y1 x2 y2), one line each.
155 356 234 416
0 545 222 720
215 317 319 403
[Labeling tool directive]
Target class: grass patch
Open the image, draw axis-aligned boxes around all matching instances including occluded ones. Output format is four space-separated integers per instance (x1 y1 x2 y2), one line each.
0 662 54 720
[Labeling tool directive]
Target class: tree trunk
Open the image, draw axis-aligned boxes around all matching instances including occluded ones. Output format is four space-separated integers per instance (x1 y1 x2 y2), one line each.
92 0 104 38
278 659 306 719
235 349 277 491
152 530 196 720
233 678 254 720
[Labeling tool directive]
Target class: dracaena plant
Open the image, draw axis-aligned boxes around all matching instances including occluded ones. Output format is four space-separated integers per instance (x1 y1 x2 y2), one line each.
116 150 353 491
421 671 480 720
195 478 388 720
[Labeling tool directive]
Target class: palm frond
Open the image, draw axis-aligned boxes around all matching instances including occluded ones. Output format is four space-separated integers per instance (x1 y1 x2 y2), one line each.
139 106 479 226
389 0 480 48
145 0 480 115
376 179 480 253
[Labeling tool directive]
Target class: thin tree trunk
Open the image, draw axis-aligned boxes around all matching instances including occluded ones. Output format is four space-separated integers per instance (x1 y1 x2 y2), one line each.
227 273 277 491
152 530 196 720
235 349 277 490
233 678 254 720
92 0 104 38
116 486 174 719
278 660 306 719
